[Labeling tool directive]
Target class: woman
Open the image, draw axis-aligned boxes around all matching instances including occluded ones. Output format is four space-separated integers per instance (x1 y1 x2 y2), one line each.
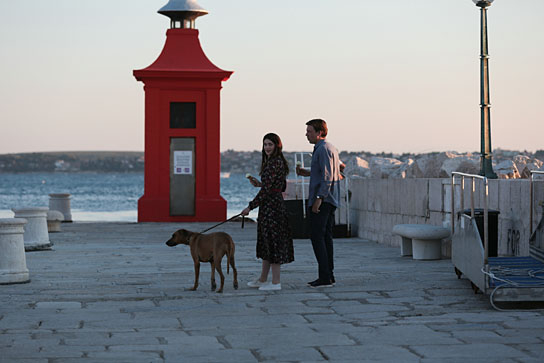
241 133 294 291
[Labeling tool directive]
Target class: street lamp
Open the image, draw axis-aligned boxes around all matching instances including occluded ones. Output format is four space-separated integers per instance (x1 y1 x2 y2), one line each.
473 0 498 178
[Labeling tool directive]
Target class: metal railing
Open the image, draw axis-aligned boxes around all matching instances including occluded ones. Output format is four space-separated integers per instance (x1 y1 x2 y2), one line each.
451 172 490 263
530 170 544 236
294 153 312 219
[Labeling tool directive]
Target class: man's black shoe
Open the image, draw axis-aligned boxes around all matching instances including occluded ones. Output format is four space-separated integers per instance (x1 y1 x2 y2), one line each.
307 278 320 286
308 277 335 286
309 280 333 288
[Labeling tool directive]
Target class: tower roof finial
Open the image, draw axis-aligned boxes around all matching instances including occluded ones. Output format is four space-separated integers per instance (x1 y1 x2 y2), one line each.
158 0 208 29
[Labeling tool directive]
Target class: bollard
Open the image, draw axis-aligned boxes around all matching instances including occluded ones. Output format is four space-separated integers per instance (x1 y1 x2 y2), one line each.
12 207 52 251
47 210 64 233
49 193 72 222
0 218 30 284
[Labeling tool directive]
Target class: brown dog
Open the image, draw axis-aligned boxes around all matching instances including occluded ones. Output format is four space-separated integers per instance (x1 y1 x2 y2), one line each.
165 229 238 293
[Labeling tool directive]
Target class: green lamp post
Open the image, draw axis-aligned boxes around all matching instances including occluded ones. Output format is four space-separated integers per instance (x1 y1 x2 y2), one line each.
473 0 498 178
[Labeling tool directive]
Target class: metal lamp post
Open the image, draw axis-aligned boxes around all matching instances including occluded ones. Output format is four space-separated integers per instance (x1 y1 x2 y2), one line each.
473 0 498 178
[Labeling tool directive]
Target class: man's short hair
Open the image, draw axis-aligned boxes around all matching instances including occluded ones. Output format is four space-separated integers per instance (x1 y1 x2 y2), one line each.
306 119 328 138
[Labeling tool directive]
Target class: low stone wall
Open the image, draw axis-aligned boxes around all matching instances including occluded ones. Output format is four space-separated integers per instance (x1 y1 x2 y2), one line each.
349 178 544 258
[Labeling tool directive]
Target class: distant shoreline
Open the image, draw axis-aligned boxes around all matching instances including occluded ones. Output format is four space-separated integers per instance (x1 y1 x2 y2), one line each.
1 149 542 174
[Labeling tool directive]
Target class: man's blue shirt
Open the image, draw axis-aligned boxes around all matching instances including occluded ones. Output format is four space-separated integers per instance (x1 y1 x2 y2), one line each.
308 139 341 208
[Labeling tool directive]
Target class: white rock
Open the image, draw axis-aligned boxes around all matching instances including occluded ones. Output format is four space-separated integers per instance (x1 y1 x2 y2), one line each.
513 155 543 178
440 155 479 178
370 157 403 179
391 159 424 179
344 156 370 178
495 160 520 179
415 152 457 178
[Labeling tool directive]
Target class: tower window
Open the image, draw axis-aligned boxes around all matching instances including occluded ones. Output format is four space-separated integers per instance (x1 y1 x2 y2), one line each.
170 102 196 128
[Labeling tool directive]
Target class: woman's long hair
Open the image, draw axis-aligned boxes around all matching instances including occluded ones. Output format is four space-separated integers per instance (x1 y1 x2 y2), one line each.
260 133 289 177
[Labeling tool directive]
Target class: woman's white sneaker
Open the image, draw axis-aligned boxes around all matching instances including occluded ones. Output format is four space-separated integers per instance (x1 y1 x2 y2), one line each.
247 279 267 288
259 283 281 291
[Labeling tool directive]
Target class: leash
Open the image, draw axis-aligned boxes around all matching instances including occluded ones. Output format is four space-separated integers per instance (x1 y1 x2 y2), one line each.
199 213 245 234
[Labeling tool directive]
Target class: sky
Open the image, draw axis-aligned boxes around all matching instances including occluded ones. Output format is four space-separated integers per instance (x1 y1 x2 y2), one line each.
0 0 542 155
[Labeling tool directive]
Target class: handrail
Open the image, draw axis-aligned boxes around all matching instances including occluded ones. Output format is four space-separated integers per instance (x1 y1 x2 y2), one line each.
530 170 544 236
294 153 312 219
451 172 489 264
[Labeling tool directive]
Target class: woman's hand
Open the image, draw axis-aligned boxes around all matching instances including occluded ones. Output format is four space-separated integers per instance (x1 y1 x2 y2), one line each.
241 207 250 216
246 175 261 187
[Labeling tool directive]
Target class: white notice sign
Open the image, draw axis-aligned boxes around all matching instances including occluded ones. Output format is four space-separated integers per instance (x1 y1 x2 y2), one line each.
174 151 193 175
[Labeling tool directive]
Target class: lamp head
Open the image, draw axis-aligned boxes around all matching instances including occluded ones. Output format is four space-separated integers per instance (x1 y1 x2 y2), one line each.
158 0 208 29
473 0 494 7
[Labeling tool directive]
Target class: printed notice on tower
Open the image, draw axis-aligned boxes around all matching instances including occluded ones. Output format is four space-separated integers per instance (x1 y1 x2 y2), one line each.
173 151 193 175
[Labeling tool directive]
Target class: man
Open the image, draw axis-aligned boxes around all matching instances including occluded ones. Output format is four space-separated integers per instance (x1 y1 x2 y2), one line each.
296 119 341 288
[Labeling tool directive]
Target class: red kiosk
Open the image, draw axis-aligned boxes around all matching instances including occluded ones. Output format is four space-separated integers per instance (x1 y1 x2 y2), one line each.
134 0 232 222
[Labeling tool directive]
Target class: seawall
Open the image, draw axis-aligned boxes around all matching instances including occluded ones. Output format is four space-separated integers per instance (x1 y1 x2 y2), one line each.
349 178 544 257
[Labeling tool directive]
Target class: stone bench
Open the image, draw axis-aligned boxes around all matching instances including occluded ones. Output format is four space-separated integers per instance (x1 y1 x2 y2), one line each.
392 224 450 260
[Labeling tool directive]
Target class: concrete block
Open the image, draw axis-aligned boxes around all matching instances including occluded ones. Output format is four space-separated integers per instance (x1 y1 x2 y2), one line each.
393 179 403 214
349 179 360 209
385 180 393 214
361 179 369 210
415 179 429 217
533 180 544 233
429 211 443 226
488 179 500 211
520 180 530 229
406 179 417 216
429 178 444 212
509 180 522 217
443 179 461 213
12 207 52 251
368 181 377 212
49 193 72 222
47 210 64 233
375 180 384 213
0 218 30 284
498 179 510 215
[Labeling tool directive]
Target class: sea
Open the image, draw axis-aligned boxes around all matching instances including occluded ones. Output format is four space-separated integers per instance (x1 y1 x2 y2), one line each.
0 172 264 222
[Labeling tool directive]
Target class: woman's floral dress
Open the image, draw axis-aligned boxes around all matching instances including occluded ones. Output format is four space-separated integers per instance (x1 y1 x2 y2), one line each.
248 156 294 265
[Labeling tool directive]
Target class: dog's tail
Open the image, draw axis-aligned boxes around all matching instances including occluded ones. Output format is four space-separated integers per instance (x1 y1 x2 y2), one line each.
226 236 234 275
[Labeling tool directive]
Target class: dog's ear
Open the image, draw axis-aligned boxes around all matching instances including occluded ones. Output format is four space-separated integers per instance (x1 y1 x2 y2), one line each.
178 229 191 245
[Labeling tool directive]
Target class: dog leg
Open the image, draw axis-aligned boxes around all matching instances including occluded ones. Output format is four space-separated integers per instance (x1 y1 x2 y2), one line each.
230 252 238 290
189 262 200 291
215 257 225 293
209 261 216 291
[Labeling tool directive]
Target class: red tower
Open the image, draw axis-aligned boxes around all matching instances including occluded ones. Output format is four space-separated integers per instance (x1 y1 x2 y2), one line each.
134 0 232 222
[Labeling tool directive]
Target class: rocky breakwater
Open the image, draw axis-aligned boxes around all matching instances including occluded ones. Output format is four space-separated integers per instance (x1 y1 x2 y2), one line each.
343 150 544 179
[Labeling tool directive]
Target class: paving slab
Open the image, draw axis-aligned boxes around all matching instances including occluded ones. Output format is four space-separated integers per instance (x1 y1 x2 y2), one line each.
1 221 543 362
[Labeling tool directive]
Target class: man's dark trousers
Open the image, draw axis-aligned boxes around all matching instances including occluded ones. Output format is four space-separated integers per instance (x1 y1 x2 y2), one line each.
309 202 336 283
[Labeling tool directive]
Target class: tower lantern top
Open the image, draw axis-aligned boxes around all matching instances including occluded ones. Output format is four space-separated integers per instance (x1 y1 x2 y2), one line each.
158 0 208 29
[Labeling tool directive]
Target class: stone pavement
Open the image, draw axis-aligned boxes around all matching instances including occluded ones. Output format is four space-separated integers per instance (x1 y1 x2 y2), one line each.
1 221 543 362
